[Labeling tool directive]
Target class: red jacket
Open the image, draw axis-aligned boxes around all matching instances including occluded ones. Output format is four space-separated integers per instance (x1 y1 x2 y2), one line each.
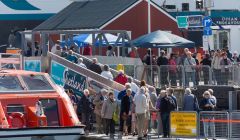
114 74 128 85
83 46 92 55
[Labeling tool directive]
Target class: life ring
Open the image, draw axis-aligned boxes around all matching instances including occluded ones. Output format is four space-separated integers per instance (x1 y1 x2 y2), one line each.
8 112 26 128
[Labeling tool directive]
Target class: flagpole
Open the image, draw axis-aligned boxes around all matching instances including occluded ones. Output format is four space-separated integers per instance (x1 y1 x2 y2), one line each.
147 0 153 85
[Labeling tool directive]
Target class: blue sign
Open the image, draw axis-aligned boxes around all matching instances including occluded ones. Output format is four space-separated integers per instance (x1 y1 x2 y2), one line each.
51 61 66 86
203 27 212 36
203 16 213 27
24 60 41 72
51 61 87 96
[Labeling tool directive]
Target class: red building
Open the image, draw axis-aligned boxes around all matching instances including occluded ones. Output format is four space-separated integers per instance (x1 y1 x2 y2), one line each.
35 0 186 58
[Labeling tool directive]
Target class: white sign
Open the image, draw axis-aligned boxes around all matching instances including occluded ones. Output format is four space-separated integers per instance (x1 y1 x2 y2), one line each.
203 36 209 51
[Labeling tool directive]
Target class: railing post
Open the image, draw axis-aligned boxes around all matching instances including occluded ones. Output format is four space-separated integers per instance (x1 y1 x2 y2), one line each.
209 66 213 85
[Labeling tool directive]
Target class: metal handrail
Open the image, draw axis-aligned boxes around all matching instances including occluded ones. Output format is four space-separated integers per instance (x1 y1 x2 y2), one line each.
48 52 125 92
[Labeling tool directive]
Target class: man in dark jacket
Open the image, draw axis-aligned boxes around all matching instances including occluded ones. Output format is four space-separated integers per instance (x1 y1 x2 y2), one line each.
201 53 212 84
160 90 176 138
89 58 102 74
119 89 133 138
77 89 93 135
118 83 136 101
157 50 169 86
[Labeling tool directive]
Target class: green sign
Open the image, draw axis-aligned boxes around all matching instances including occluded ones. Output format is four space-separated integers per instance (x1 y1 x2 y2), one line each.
51 61 86 96
177 16 188 28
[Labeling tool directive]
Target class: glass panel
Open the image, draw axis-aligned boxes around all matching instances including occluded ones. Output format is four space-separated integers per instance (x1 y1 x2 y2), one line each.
22 75 54 91
0 76 23 91
7 104 25 114
213 34 218 50
219 31 229 50
40 99 60 126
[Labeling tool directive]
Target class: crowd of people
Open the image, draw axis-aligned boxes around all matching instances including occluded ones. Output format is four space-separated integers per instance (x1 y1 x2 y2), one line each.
66 82 217 140
142 47 240 87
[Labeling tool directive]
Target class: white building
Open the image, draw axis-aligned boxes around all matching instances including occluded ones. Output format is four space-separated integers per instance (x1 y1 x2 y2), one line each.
152 0 240 54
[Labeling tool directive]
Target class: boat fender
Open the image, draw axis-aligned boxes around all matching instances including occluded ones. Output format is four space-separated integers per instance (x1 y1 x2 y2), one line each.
8 112 26 128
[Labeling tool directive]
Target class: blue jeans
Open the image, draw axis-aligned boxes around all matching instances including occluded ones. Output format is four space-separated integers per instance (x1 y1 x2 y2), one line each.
203 116 215 138
161 112 170 137
185 72 196 86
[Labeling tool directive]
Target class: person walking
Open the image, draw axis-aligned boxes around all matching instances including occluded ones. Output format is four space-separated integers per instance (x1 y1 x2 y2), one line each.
89 58 102 74
117 83 136 101
134 87 147 140
78 58 87 68
101 65 113 80
93 89 107 134
119 89 133 139
127 77 139 94
101 92 118 140
66 50 78 64
160 90 176 138
77 89 93 135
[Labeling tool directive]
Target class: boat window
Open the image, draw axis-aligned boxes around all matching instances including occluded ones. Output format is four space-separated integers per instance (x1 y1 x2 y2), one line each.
22 75 54 91
7 104 25 114
0 75 23 91
39 99 60 126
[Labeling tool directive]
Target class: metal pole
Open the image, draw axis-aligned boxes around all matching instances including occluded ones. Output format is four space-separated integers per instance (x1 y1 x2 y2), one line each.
148 0 153 85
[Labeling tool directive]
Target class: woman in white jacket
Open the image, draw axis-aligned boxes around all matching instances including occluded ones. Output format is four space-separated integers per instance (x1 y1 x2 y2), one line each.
134 87 147 140
211 50 222 85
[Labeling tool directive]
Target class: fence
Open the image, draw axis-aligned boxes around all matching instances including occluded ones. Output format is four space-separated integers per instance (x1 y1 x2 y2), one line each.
157 65 240 88
199 111 229 139
134 65 160 87
164 111 240 139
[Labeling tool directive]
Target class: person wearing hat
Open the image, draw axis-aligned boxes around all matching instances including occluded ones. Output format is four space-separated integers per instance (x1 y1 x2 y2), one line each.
114 70 128 85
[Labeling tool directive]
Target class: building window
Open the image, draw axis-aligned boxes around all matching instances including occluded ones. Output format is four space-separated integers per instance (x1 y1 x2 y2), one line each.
164 5 176 10
182 3 189 11
196 0 204 9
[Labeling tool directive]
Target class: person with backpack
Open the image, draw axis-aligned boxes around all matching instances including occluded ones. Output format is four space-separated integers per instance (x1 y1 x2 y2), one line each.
167 88 178 111
160 90 176 138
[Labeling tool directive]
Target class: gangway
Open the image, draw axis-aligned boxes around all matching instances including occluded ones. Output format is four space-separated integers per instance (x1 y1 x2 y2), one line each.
71 52 143 86
48 52 125 96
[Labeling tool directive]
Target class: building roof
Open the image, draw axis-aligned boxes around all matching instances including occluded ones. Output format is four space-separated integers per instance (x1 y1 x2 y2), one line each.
34 0 138 30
